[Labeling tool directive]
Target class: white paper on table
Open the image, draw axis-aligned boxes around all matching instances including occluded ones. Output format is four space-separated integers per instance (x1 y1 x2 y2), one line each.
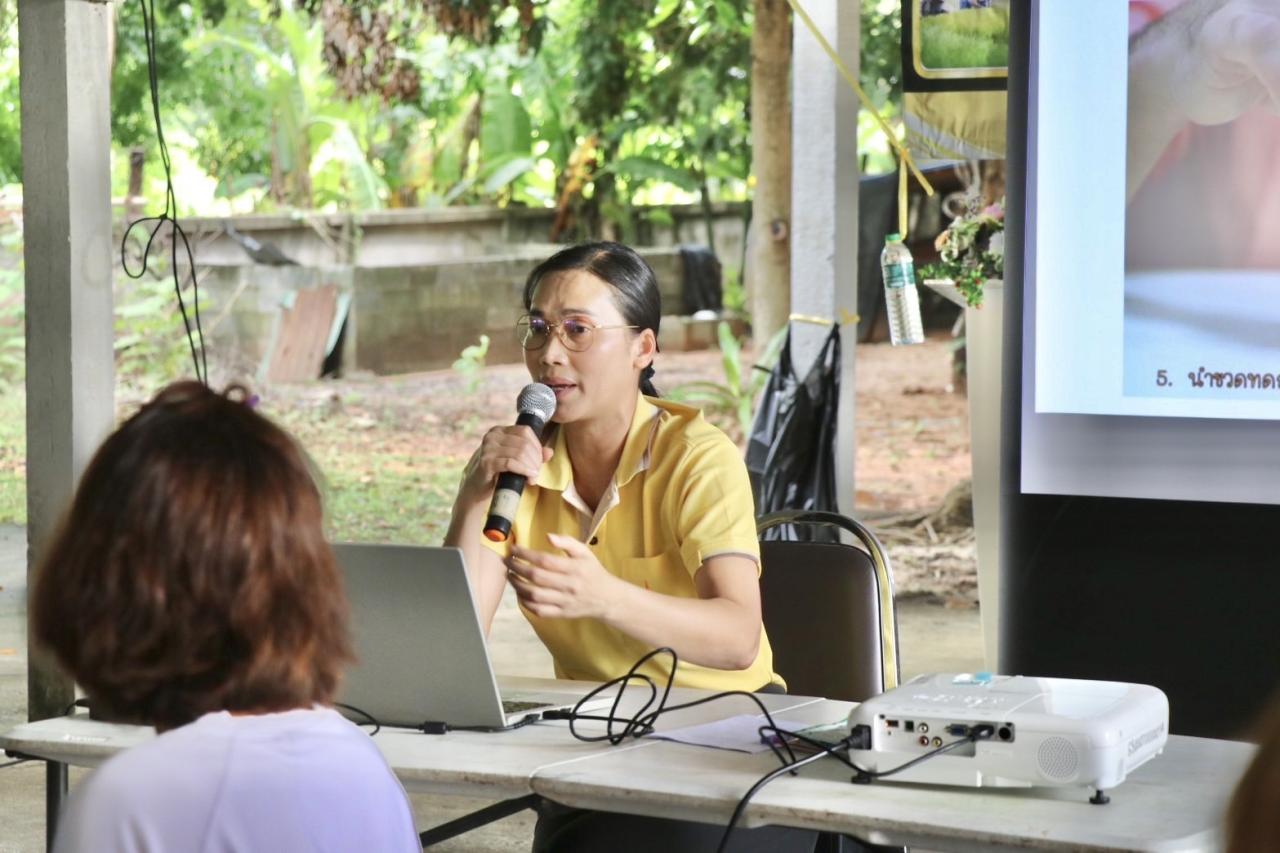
649 714 782 754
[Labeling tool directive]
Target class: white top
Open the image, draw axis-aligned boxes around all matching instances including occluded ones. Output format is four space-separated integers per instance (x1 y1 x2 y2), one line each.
53 707 419 853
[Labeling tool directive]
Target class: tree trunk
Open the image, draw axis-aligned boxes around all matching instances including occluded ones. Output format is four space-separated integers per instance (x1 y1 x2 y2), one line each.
125 147 145 224
746 0 792 345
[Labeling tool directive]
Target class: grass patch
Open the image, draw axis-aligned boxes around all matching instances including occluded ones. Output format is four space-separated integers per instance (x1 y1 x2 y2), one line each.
0 390 24 524
0 386 468 542
920 7 1009 69
269 402 466 546
319 460 461 545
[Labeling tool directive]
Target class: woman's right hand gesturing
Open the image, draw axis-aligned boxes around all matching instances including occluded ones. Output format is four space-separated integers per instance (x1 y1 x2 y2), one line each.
457 425 553 508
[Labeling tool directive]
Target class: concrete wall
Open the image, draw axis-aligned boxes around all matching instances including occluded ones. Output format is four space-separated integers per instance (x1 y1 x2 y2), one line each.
202 247 689 376
186 204 747 273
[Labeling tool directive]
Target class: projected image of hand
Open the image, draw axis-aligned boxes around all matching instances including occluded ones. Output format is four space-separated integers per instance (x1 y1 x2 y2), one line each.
1128 0 1280 199
1114 0 1280 410
1168 0 1280 126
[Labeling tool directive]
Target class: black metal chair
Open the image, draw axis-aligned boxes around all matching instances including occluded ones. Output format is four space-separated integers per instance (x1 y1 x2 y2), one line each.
757 510 901 702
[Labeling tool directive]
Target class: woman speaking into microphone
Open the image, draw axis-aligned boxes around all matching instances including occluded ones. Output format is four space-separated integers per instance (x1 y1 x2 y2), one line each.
445 242 822 851
445 242 783 694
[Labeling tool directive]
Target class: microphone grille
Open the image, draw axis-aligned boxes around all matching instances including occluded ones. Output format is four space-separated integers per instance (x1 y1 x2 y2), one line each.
517 383 557 421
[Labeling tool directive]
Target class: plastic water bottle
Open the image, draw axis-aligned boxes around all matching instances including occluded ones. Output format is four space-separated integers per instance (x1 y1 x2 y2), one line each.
880 233 925 346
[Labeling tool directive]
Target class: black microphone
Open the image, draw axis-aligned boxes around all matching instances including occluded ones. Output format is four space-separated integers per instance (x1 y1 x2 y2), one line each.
484 383 557 542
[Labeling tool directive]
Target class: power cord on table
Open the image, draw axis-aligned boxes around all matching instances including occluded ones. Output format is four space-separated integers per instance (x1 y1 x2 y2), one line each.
542 647 803 766
537 648 998 853
331 703 545 737
713 723 996 852
333 702 382 737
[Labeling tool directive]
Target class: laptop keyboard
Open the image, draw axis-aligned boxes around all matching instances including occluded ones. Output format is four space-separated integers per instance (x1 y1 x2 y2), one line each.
502 699 552 715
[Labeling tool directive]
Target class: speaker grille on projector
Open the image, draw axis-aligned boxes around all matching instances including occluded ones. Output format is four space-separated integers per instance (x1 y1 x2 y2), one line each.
1037 737 1079 781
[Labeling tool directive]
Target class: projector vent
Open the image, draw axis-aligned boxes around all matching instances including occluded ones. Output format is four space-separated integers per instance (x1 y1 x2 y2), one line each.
1037 737 1079 781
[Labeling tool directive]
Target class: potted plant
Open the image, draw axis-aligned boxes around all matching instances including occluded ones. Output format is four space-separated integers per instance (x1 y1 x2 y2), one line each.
920 198 1005 308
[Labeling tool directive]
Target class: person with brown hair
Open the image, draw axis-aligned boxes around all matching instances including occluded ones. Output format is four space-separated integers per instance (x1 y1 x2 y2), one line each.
32 381 418 853
1225 695 1280 853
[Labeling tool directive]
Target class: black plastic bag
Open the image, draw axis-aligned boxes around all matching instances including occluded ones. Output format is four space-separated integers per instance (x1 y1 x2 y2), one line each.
745 324 841 542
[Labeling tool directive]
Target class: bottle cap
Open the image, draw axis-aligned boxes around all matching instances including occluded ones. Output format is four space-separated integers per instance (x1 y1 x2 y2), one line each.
885 233 901 243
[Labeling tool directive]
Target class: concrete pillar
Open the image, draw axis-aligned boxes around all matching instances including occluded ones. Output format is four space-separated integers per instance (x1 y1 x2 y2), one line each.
790 0 859 515
19 0 116 720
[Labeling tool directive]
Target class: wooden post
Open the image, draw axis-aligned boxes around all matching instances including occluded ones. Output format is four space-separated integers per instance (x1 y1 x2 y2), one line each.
746 0 793 344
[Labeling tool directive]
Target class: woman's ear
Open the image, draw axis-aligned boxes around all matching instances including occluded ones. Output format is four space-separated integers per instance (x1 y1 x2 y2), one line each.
632 328 657 370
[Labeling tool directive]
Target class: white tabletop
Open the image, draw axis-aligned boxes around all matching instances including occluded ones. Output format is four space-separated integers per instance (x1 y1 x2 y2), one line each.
2 686 1253 851
531 698 1254 853
0 677 822 800
374 677 820 797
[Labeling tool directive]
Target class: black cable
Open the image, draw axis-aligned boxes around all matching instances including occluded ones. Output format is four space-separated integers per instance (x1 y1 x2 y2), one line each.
438 715 541 734
714 748 829 853
852 725 995 780
120 0 207 385
0 758 32 770
334 702 381 737
714 724 998 852
552 648 799 765
545 649 997 852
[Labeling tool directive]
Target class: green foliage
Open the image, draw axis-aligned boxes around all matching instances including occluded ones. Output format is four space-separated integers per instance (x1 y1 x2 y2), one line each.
396 0 752 226
480 82 531 165
609 156 700 194
668 322 787 440
919 6 1010 70
0 227 24 387
861 0 903 109
175 13 275 200
858 0 905 176
111 1 230 150
114 270 214 384
0 0 911 216
0 9 20 184
627 0 752 197
389 38 548 206
451 334 490 393
0 389 25 524
918 198 1004 308
192 3 386 209
721 268 746 314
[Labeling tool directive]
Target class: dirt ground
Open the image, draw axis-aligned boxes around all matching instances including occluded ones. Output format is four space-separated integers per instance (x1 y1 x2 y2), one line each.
248 332 978 606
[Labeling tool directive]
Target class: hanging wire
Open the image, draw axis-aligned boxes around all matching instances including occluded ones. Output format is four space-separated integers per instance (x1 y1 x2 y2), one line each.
119 0 208 385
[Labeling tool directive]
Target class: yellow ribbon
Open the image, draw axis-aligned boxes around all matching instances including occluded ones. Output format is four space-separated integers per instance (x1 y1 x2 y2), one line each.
785 0 935 238
790 309 860 327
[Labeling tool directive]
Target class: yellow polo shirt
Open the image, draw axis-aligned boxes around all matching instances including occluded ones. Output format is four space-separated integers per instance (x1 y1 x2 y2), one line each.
483 393 782 692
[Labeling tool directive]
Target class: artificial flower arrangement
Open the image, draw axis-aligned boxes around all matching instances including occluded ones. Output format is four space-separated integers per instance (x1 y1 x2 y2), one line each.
919 197 1004 308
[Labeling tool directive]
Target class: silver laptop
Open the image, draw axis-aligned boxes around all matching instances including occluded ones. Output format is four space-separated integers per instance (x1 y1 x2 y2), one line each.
332 542 603 730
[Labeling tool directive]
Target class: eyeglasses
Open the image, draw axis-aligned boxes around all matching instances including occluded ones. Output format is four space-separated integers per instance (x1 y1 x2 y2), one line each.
516 315 639 352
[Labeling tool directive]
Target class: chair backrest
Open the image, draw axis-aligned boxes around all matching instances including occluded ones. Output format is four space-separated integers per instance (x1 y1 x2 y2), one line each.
757 510 901 702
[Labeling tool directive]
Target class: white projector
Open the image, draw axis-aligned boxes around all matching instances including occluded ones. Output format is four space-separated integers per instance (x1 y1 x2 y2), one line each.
846 673 1169 801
